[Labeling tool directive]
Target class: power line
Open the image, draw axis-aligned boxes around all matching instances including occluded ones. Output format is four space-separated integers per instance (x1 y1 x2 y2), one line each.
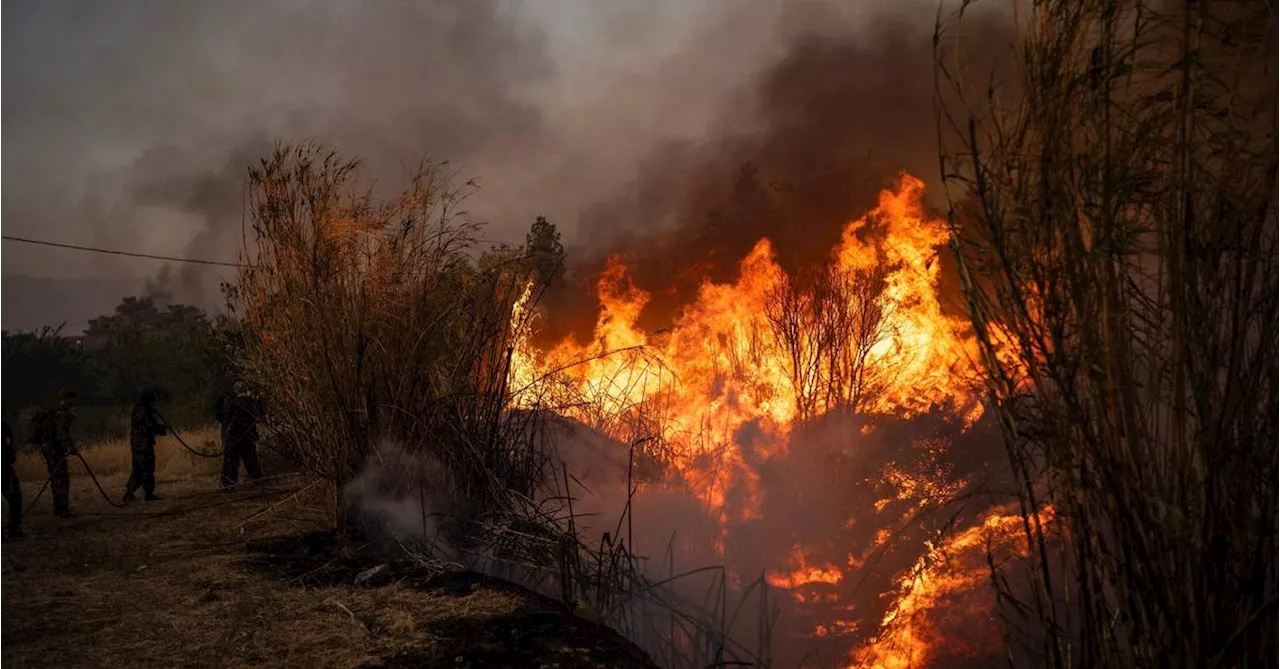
1 235 245 268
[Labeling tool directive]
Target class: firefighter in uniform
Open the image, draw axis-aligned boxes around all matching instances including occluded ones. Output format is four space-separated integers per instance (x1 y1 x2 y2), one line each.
124 387 169 502
31 390 78 518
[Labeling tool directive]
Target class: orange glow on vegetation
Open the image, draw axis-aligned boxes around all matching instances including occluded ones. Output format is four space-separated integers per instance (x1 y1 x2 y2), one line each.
509 173 983 512
767 547 844 591
853 506 1056 668
507 173 1026 666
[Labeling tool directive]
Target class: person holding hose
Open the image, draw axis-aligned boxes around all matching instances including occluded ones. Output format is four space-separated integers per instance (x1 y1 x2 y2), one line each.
215 380 263 489
123 387 168 503
3 420 23 539
29 389 78 518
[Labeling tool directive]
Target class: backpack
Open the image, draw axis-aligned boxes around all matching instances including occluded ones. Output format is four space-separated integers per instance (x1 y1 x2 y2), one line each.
27 407 56 445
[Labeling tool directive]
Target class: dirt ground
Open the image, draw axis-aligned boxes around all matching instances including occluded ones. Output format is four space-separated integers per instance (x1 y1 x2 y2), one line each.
1 445 656 669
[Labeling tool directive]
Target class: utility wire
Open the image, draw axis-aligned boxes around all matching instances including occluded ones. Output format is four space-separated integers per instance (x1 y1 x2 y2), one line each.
1 235 245 268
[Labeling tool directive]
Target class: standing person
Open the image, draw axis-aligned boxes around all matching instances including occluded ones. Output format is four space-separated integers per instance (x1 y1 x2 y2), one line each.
123 387 168 503
3 420 23 539
215 381 263 489
29 390 78 518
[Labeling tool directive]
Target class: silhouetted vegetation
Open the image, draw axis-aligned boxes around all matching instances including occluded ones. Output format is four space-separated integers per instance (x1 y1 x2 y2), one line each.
2 326 94 421
938 1 1276 666
226 143 555 523
3 297 232 443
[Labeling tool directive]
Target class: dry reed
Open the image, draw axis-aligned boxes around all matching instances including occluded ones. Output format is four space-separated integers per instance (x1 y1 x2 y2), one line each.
226 143 554 527
936 1 1276 666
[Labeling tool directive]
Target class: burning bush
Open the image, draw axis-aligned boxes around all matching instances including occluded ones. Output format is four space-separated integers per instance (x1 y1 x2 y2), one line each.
765 262 895 420
226 143 553 524
506 172 1032 666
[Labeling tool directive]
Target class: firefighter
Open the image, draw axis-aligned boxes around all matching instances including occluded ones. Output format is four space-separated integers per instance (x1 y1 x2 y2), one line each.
123 387 169 502
215 381 263 489
30 390 78 518
0 404 21 539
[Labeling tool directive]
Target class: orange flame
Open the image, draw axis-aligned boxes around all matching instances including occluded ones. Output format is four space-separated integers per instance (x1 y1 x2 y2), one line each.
510 174 982 509
767 547 844 591
852 505 1056 668
508 173 1017 664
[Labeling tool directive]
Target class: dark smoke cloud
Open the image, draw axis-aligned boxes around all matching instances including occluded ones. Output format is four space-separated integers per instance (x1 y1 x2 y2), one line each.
3 0 1009 339
537 7 1013 346
128 139 275 306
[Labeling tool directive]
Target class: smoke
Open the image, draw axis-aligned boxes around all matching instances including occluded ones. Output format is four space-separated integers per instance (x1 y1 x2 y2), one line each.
536 5 1014 345
343 405 1015 664
4 0 551 328
343 417 721 574
341 420 736 657
2 0 1012 334
343 442 474 564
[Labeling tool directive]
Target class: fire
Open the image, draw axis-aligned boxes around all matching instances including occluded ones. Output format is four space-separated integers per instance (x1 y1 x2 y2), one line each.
833 176 979 422
510 173 980 501
507 278 539 397
854 506 1057 668
768 547 844 590
507 173 1020 665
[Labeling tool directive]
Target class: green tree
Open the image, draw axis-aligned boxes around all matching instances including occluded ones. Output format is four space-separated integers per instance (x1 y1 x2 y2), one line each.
1 325 94 422
86 297 217 425
525 215 565 287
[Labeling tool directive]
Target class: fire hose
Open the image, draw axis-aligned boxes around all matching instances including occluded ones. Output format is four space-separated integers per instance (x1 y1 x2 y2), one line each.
13 417 296 520
156 412 223 459
21 451 126 516
155 411 291 462
22 414 222 516
19 452 304 520
19 415 219 517
21 476 50 518
74 452 127 508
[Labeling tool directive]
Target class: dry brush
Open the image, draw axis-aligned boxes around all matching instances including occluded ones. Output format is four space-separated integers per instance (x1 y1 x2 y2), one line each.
936 1 1277 666
226 143 552 528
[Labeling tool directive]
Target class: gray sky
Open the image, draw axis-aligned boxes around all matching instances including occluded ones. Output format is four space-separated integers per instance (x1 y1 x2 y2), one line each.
2 0 946 332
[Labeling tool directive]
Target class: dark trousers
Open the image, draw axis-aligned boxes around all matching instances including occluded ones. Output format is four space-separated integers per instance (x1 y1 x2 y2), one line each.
42 454 70 515
125 446 157 499
3 466 21 531
221 439 262 488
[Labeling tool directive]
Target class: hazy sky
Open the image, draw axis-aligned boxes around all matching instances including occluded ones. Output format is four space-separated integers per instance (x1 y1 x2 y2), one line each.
2 0 946 332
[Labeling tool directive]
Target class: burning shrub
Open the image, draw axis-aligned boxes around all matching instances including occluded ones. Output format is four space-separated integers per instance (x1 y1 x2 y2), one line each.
227 143 553 524
764 263 895 420
503 170 1034 665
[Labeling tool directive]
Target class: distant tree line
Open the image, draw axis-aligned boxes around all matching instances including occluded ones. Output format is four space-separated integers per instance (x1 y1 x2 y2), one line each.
2 296 238 445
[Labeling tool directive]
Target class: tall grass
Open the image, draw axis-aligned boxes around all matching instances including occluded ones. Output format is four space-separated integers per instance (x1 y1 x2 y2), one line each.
936 1 1276 666
12 426 224 484
227 143 552 526
474 437 783 669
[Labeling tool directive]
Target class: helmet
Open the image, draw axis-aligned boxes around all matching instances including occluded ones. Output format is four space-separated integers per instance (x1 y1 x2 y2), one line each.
137 387 159 405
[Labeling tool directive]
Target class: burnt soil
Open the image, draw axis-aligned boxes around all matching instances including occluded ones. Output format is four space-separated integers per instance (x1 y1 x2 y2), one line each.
245 530 657 669
2 473 656 669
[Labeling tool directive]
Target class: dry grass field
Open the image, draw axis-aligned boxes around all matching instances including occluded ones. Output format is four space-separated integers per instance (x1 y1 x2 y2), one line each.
10 426 226 487
1 431 655 669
